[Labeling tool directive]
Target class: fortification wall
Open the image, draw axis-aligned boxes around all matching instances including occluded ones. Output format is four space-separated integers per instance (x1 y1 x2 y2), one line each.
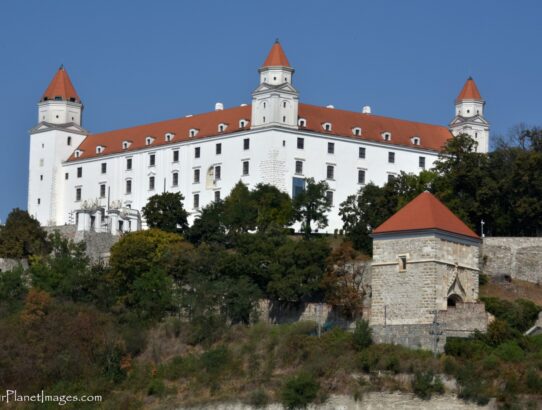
0 258 28 272
482 237 542 284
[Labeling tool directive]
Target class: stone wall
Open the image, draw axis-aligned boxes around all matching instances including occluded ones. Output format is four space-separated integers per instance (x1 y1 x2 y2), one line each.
257 300 356 330
45 225 120 263
0 258 28 273
482 237 542 284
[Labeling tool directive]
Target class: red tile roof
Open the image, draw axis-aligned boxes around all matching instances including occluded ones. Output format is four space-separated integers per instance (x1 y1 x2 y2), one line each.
68 103 453 161
456 77 482 102
41 65 81 103
262 40 291 67
373 191 479 240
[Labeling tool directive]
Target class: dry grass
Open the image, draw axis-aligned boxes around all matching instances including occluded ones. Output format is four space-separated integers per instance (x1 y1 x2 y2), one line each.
480 277 542 305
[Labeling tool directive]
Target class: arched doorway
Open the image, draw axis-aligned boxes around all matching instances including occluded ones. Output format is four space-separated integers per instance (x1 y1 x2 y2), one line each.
447 294 463 307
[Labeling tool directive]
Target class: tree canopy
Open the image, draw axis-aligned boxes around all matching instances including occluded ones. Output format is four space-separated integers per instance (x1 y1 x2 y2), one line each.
0 209 50 259
142 192 189 234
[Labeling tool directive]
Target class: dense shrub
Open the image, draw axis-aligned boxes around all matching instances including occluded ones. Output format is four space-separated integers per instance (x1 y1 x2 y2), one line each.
481 297 541 332
281 372 320 409
352 320 372 351
494 341 525 362
411 371 444 400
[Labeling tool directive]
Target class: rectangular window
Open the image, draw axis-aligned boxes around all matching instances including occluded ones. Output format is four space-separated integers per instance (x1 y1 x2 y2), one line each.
126 179 132 194
101 163 107 174
149 154 156 167
243 138 250 150
65 173 69 180
358 169 366 184
359 146 366 159
193 193 200 209
326 165 334 180
193 168 200 183
173 150 179 162
172 172 179 187
215 165 221 180
216 143 222 155
126 158 132 170
37 198 41 205
295 160 303 175
149 176 155 191
100 183 106 198
40 175 43 181
399 255 407 271
419 156 426 169
214 190 221 201
327 142 335 154
195 147 200 158
388 152 395 163
326 190 334 206
388 174 396 183
77 167 82 178
297 137 304 149
75 187 81 201
242 160 249 176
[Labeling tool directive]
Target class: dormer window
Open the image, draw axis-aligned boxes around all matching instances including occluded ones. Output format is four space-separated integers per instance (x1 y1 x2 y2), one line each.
218 123 228 133
122 141 132 150
353 127 362 136
323 122 332 132
239 119 248 128
189 128 199 138
298 118 307 127
164 132 174 142
74 150 82 158
411 137 421 146
382 132 392 141
96 145 105 154
145 136 155 146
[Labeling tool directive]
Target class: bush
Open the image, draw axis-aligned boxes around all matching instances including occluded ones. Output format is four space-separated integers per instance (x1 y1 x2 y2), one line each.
247 388 269 407
281 372 320 409
411 371 444 400
147 378 165 396
478 273 489 286
445 337 490 358
352 320 372 351
494 341 524 363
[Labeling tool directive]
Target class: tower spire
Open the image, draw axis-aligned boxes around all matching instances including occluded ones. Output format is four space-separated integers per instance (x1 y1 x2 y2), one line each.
456 77 482 102
41 65 81 103
262 40 291 67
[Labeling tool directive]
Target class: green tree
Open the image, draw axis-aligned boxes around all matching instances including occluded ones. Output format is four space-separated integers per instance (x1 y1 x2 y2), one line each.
0 266 27 316
187 200 227 245
0 209 50 259
251 183 293 232
128 267 174 321
222 181 257 235
292 178 331 238
281 372 320 409
142 192 188 234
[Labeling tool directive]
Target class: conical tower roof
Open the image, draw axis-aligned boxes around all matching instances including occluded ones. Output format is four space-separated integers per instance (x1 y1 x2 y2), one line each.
456 77 482 102
373 191 479 240
262 40 291 67
41 65 81 103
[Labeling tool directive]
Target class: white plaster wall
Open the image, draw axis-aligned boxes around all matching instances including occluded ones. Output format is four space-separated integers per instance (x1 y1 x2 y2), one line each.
57 127 440 232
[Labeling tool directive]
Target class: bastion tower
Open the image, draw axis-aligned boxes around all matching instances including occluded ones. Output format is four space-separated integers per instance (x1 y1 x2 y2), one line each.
369 192 487 350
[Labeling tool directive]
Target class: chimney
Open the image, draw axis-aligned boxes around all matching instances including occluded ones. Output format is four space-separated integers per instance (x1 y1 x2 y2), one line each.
362 105 372 114
215 102 224 111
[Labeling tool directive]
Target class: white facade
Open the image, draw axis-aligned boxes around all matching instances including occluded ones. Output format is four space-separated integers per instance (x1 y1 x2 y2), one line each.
27 44 490 234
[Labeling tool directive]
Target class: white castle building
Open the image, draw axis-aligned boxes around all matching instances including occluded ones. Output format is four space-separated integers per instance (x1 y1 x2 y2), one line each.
27 41 489 234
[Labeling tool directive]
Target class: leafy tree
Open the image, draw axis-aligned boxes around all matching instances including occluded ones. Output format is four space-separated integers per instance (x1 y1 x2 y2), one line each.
251 183 293 232
222 181 257 235
0 266 27 316
142 192 189 234
187 200 227 245
128 267 174 321
322 241 368 318
267 238 330 302
292 178 331 238
352 320 372 351
0 208 50 259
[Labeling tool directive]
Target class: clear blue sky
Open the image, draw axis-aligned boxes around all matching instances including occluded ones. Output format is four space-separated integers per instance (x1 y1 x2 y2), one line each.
1 0 541 222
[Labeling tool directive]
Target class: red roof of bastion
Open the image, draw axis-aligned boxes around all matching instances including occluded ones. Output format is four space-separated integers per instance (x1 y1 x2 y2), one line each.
373 191 479 240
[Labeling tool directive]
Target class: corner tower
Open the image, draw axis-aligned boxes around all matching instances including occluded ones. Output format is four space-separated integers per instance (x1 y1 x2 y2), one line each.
251 40 299 129
449 77 490 153
28 66 87 226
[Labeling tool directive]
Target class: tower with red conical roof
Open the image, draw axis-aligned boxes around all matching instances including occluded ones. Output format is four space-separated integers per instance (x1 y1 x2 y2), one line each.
369 192 485 350
28 66 88 226
449 77 489 153
251 40 299 129
38 65 83 126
